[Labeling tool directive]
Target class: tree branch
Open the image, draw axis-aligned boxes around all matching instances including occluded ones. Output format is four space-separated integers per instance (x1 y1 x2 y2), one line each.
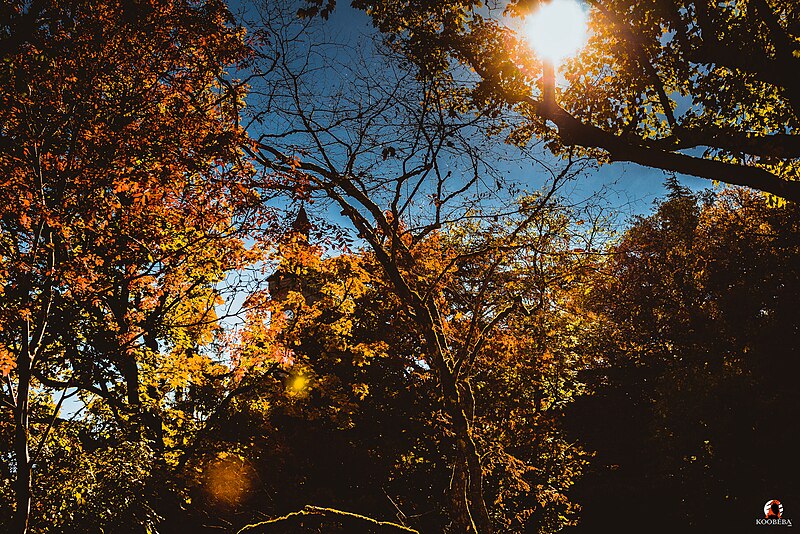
653 127 800 158
514 94 800 202
237 505 419 533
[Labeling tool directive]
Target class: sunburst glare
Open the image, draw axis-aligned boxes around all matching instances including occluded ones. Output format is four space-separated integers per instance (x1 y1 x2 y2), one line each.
524 0 589 64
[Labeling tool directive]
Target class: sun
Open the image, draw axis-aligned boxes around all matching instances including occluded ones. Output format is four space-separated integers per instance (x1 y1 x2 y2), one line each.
524 0 589 64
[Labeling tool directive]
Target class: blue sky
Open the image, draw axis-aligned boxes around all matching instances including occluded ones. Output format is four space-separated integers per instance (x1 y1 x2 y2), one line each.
236 0 713 225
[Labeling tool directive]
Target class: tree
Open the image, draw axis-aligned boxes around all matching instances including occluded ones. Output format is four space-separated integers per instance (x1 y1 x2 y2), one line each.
240 6 603 528
306 0 800 203
247 9 513 531
0 0 260 530
187 207 591 533
564 186 800 532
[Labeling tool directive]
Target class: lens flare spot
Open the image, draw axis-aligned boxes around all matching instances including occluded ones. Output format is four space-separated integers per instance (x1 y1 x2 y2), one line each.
288 373 310 397
203 455 253 507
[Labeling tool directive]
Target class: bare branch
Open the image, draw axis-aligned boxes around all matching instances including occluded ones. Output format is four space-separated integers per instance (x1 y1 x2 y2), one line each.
237 505 419 533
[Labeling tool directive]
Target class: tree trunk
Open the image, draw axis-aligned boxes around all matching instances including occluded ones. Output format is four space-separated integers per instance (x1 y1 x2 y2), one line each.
448 452 476 533
460 384 492 533
446 385 492 533
13 348 32 534
420 319 492 533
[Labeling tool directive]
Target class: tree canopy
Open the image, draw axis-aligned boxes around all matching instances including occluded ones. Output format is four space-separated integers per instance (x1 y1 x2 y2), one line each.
1 0 798 533
310 0 800 203
565 186 800 532
1 0 261 530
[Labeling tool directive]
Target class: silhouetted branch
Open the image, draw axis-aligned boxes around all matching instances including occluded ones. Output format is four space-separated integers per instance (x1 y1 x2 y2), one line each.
237 505 419 533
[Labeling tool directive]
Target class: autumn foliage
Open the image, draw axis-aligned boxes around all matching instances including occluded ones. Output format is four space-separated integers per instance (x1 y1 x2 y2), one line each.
1 0 260 531
1 1 799 533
